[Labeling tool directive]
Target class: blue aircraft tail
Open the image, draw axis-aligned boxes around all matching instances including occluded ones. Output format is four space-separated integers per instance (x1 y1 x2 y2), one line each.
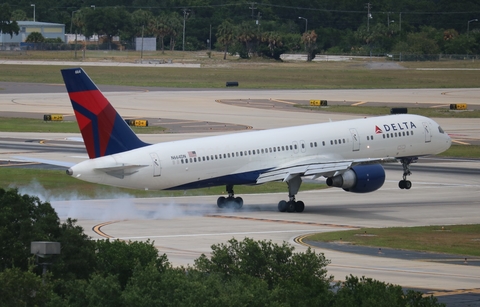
61 68 149 159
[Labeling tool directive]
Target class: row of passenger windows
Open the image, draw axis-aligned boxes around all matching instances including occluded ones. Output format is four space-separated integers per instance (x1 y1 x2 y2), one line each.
176 130 415 165
382 130 414 138
179 144 300 164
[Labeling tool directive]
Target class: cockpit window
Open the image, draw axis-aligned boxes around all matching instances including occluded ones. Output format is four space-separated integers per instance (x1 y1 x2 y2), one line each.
438 126 445 134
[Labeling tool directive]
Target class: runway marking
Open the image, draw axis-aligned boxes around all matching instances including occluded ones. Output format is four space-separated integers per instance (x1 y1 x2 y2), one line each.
118 229 334 240
92 221 118 238
417 258 480 263
270 98 297 105
452 139 471 145
205 214 359 228
351 101 367 106
328 263 480 279
154 245 206 257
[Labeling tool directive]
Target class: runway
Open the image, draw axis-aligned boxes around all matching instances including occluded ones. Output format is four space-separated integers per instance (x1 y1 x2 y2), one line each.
2 82 480 304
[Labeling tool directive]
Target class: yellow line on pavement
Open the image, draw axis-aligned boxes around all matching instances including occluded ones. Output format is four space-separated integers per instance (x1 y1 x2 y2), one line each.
351 101 367 106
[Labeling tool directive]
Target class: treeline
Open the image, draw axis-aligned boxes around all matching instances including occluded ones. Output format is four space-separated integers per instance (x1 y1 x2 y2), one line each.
0 188 445 306
2 1 480 58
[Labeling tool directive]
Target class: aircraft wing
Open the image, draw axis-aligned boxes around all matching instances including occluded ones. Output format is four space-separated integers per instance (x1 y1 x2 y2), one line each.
256 157 397 184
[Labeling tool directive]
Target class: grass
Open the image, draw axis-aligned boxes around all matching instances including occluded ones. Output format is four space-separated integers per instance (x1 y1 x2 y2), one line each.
0 117 166 134
296 105 480 118
1 59 480 89
305 224 480 257
438 145 480 158
1 168 325 200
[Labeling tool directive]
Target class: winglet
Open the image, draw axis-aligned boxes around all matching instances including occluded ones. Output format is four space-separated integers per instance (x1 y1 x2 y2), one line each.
61 68 149 159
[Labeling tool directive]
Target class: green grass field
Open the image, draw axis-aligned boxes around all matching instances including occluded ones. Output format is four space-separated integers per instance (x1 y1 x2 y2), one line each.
305 224 480 256
1 57 480 89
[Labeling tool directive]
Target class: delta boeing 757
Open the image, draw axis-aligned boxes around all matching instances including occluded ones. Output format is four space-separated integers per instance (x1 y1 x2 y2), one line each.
61 68 451 213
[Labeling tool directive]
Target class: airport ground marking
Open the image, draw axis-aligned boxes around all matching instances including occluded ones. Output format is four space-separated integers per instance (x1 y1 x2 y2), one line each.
205 214 360 229
92 221 119 239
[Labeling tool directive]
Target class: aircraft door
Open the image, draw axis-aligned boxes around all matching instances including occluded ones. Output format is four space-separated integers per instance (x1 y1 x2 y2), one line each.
149 152 161 177
300 140 306 153
349 128 360 151
293 141 299 154
422 122 431 143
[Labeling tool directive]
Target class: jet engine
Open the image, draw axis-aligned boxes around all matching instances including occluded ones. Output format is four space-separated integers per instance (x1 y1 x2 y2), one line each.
326 164 385 193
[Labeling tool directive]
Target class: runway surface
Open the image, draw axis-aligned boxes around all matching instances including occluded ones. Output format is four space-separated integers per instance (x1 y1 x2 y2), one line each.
2 81 480 304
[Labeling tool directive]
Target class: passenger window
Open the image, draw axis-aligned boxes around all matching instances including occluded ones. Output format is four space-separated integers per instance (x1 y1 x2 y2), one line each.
322 141 325 146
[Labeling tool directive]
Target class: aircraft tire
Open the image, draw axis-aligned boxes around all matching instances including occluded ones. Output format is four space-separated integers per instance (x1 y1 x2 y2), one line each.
217 196 226 208
234 197 243 209
405 180 412 189
286 201 296 213
278 200 287 212
295 201 305 213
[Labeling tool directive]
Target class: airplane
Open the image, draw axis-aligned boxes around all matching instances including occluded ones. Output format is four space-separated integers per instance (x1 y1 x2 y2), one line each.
61 67 452 213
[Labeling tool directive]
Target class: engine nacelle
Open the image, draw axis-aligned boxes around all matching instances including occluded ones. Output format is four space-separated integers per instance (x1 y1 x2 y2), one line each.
326 164 385 193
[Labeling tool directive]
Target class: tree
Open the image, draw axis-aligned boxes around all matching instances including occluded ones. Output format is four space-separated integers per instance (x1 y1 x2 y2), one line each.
94 239 168 290
167 12 182 51
216 20 236 60
333 275 444 307
26 31 45 43
11 9 27 22
0 188 61 271
195 237 333 305
83 7 132 49
149 14 172 53
301 30 318 61
0 188 96 283
260 31 287 60
0 4 19 38
236 21 259 57
0 267 54 307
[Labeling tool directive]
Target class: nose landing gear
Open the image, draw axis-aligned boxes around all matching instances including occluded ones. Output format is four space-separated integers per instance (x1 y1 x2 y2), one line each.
398 157 417 190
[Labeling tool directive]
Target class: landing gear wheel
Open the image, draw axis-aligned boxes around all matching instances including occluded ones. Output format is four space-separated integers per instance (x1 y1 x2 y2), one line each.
399 180 412 190
217 196 226 208
295 201 305 213
287 201 296 213
278 200 287 212
234 197 243 209
404 180 412 189
399 157 416 190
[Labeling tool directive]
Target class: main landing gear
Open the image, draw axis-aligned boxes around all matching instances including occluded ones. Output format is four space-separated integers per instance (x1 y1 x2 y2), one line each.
398 157 417 190
277 176 305 213
217 184 243 209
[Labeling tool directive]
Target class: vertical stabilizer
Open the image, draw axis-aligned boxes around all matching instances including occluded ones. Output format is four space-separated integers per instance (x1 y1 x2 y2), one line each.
61 68 149 159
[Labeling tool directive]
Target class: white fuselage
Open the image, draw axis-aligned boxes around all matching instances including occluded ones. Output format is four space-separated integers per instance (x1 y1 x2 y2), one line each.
68 114 451 190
